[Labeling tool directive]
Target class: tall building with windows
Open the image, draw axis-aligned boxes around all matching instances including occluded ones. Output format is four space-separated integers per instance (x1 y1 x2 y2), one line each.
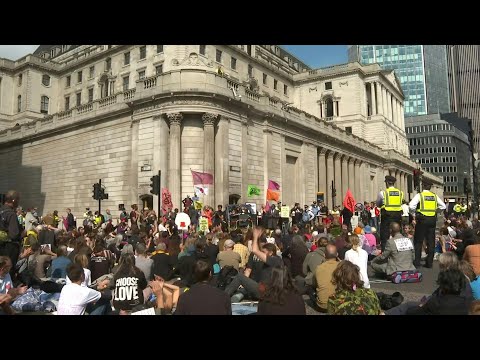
447 45 480 154
0 45 442 214
405 113 471 201
348 45 450 117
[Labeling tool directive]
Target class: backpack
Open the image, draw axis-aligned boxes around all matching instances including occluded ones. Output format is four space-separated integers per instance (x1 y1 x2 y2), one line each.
216 265 238 290
391 270 422 284
376 291 404 310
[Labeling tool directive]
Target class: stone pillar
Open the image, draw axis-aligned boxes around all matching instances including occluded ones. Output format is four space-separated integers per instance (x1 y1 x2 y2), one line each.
348 158 355 196
129 119 139 205
359 161 366 202
398 171 404 196
400 104 405 132
167 112 182 210
215 116 229 208
333 100 337 117
153 115 169 215
404 173 410 199
387 92 392 122
376 82 383 115
382 85 387 117
354 160 361 201
326 151 335 209
318 148 327 202
370 82 376 115
341 155 349 201
263 128 273 204
241 121 249 203
334 153 342 207
202 112 217 208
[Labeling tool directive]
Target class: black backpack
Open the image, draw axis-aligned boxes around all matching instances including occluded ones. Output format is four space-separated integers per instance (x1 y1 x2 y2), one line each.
216 266 238 290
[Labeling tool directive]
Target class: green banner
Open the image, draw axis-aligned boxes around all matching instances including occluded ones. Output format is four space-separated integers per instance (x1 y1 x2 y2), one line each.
247 185 261 197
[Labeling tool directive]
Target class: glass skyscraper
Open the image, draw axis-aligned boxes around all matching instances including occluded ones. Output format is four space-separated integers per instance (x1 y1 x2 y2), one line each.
348 45 450 117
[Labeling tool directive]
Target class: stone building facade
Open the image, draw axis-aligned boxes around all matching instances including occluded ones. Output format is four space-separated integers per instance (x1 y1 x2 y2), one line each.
0 45 443 215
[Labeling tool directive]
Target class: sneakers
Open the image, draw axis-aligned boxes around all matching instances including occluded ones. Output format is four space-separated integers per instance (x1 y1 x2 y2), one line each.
231 292 245 303
433 253 440 261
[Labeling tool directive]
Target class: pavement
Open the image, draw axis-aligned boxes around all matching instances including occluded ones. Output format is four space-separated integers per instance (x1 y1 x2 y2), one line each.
304 261 440 315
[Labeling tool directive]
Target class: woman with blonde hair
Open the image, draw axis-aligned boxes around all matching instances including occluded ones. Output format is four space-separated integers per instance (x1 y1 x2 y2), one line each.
344 234 370 289
66 253 91 287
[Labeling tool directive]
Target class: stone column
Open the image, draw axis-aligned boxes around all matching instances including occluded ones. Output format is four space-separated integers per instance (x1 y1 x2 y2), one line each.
387 92 392 123
341 155 349 201
382 85 387 117
359 161 366 202
153 115 169 215
370 82 376 115
167 113 182 210
318 148 327 202
326 151 335 209
333 100 337 117
215 116 229 208
202 112 217 207
348 158 355 196
404 173 410 199
400 104 405 132
376 82 383 116
129 119 139 205
334 153 342 207
398 171 404 196
241 121 249 203
354 160 361 201
263 128 273 204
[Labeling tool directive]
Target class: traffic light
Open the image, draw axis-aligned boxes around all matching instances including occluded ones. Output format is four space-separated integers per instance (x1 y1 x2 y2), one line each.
100 187 109 200
150 175 160 195
93 183 101 200
332 188 337 197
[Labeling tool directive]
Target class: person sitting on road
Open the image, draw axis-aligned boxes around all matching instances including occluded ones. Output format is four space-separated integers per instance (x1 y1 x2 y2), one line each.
370 222 416 278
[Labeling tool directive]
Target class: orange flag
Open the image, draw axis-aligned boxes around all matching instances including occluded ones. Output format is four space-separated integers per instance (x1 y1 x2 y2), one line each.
266 189 280 201
343 189 356 213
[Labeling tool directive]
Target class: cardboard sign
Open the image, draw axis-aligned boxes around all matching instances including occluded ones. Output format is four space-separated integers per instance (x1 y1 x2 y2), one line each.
394 238 414 252
175 212 191 231
199 217 209 232
280 206 290 218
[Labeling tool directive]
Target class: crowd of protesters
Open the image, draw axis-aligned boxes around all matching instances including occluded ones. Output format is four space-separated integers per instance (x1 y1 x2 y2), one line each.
1 188 480 315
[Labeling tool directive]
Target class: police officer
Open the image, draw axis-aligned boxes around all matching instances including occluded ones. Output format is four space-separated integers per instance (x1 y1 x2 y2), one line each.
376 175 404 251
409 179 446 268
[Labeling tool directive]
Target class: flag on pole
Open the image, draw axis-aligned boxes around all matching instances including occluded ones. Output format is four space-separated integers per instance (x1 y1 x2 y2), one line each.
194 185 209 196
191 170 214 185
247 185 261 197
343 189 356 213
265 201 271 212
266 189 280 201
161 188 173 214
268 180 281 191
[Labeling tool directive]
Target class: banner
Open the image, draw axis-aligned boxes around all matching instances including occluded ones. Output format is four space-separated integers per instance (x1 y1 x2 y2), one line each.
199 217 209 232
268 179 281 191
161 188 173 214
266 188 280 201
194 201 203 210
194 185 209 196
343 189 356 213
280 206 290 218
191 170 214 185
247 185 261 197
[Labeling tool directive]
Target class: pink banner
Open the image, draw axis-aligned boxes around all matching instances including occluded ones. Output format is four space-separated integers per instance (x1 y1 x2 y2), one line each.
162 188 173 214
268 179 280 191
191 170 214 185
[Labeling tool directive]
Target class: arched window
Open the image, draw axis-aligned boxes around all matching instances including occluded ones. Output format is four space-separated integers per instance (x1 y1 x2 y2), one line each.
17 95 21 113
41 96 49 114
325 98 334 117
42 74 50 86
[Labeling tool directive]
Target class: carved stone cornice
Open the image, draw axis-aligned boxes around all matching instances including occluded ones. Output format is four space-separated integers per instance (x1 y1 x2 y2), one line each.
166 113 183 126
171 52 213 68
202 112 218 126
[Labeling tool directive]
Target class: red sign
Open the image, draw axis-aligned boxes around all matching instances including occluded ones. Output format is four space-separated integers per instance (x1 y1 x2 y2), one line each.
180 221 186 227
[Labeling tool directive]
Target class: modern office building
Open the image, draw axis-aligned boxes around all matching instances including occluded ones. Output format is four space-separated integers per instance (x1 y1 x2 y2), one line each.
447 45 480 154
348 45 450 117
406 113 471 201
0 45 442 215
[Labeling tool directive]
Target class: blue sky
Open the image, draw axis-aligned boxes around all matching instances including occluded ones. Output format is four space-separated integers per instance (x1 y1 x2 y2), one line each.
282 45 348 69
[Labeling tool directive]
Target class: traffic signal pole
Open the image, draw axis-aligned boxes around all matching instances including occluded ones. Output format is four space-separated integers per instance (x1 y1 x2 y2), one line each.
158 170 161 217
98 178 101 215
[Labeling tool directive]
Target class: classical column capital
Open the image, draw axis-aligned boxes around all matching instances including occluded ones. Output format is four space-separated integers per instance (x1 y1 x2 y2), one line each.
202 112 218 126
166 113 183 126
318 148 329 156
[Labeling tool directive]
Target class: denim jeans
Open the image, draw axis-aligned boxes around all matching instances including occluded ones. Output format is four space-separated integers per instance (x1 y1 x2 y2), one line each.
224 273 260 300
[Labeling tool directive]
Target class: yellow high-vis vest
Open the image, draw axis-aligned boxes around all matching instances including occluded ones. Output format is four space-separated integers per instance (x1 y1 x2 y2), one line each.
382 187 403 211
418 191 437 217
453 204 462 213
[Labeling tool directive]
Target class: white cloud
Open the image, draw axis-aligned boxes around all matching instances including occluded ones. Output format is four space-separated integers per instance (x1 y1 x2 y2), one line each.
0 45 39 60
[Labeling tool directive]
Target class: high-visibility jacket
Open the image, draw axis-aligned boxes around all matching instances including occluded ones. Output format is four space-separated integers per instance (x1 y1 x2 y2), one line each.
418 191 438 217
460 204 467 213
382 187 403 212
94 215 102 226
453 204 462 213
